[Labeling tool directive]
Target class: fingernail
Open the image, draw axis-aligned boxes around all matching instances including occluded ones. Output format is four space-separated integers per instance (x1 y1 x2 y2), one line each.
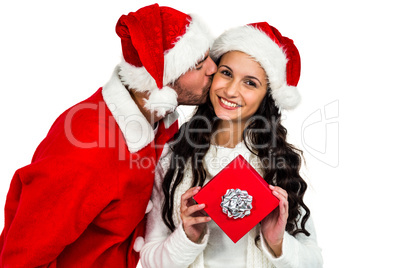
199 204 205 208
273 190 278 195
269 185 274 189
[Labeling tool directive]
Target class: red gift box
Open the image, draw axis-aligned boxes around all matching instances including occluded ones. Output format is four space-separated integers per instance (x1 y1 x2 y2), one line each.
193 155 279 243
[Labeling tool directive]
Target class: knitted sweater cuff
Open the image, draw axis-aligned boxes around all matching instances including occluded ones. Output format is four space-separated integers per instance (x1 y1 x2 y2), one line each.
165 221 209 264
260 231 299 267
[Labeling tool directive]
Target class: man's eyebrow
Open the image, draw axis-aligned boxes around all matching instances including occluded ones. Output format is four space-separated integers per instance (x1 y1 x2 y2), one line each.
196 55 209 65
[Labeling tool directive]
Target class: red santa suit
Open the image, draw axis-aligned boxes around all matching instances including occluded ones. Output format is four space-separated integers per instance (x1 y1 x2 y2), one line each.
0 66 178 267
1 3 214 267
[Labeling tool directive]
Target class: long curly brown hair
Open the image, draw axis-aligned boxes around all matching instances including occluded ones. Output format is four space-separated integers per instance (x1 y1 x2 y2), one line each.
162 88 311 237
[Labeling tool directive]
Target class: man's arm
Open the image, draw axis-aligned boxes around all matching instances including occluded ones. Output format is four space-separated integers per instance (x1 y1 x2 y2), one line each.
0 155 117 267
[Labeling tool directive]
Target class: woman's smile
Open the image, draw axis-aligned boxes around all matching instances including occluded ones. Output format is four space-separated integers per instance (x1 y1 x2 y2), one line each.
218 97 242 109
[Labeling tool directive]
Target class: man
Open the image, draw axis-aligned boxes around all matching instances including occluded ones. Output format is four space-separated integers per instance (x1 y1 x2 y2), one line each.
0 4 216 267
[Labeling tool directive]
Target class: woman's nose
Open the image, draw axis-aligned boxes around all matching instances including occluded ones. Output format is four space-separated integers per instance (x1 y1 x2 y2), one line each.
224 81 239 97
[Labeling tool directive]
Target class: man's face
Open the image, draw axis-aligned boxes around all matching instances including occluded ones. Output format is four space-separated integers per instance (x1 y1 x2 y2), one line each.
171 52 217 105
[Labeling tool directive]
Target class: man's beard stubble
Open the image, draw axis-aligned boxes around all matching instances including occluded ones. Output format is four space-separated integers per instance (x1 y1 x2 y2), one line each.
175 77 212 106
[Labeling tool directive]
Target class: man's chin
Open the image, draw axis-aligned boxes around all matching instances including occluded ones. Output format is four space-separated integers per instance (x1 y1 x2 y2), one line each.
178 86 210 105
198 86 211 104
180 98 207 106
198 94 208 104
195 93 209 105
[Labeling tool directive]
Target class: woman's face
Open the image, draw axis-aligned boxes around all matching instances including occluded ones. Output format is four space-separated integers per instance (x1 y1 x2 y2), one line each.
209 51 268 123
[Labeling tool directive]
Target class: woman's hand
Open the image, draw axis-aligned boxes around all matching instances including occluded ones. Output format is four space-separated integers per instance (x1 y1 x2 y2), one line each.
180 186 211 243
261 185 289 257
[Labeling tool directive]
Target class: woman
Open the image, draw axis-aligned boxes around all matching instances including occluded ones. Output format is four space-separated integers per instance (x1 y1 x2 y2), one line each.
139 21 323 267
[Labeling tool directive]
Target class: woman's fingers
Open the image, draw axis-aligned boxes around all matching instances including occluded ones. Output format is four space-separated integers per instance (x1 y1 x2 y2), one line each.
180 186 201 212
183 215 211 226
181 186 200 203
180 186 210 220
269 185 288 200
184 203 206 217
269 185 289 219
179 186 211 242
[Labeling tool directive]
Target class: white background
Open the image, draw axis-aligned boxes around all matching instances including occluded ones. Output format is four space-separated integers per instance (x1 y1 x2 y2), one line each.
1 1 401 267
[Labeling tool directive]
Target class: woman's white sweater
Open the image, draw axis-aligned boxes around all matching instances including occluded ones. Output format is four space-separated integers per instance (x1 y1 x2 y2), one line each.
140 142 323 268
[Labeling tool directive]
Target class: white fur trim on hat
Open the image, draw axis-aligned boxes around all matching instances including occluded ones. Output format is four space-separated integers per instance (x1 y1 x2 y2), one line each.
119 15 213 90
144 85 178 117
118 63 177 117
272 85 301 110
163 14 214 84
118 14 213 117
118 59 155 93
210 25 300 110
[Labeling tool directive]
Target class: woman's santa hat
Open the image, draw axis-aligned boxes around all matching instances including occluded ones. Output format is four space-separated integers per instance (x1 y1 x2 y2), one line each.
210 22 301 110
116 4 213 117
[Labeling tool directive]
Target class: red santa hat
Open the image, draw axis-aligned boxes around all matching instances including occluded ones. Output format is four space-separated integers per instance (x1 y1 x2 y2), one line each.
115 4 213 117
210 22 301 110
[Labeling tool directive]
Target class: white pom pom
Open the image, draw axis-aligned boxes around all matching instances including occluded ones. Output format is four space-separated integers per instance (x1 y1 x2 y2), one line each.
144 86 178 117
133 236 145 252
145 200 153 214
118 61 157 93
271 85 301 110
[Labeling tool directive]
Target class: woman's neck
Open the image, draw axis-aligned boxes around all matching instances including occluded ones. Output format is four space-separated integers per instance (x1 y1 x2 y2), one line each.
212 120 246 148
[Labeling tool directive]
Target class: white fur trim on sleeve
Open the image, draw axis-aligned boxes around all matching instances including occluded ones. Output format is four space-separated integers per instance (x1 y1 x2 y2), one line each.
102 66 155 153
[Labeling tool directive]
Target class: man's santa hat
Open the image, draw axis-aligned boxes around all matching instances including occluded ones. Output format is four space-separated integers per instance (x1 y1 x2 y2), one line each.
210 22 301 110
116 4 213 117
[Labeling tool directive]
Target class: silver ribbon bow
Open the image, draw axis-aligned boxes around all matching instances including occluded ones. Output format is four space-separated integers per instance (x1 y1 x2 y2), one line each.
220 189 253 219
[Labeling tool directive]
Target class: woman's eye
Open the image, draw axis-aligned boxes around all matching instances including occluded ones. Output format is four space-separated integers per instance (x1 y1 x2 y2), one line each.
196 65 203 70
221 70 231 77
245 80 257 87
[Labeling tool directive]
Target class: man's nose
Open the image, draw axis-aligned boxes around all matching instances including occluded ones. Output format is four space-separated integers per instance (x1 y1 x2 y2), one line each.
205 56 217 76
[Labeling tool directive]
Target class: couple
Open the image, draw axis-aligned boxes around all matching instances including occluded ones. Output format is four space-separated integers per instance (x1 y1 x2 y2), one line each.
0 4 322 268
140 18 323 268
